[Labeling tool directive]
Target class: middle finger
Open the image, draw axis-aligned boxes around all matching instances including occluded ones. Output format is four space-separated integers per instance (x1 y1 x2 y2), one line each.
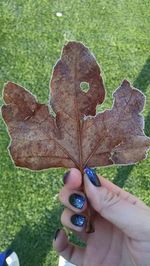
59 187 87 213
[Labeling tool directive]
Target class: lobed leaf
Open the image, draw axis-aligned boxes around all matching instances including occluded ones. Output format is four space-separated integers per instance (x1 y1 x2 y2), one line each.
2 42 150 172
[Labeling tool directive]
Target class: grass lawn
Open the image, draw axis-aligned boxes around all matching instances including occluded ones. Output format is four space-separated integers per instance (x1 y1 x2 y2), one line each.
0 0 150 265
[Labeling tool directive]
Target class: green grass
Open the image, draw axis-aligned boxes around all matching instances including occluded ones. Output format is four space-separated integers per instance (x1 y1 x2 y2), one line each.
0 0 150 265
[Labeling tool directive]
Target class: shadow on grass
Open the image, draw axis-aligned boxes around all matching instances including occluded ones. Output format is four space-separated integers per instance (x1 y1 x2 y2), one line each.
9 206 62 266
113 56 150 187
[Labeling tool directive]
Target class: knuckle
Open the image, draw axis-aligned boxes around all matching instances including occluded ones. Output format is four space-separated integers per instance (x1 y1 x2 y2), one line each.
60 211 65 225
58 190 63 202
59 188 67 203
60 209 67 225
100 187 121 211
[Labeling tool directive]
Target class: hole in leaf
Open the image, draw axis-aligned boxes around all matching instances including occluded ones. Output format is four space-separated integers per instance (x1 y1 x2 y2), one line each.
80 82 89 93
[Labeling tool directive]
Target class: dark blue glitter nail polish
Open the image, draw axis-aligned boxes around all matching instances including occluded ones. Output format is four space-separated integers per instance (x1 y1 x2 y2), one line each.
69 193 85 209
54 229 60 240
71 214 86 227
84 167 101 187
63 171 70 184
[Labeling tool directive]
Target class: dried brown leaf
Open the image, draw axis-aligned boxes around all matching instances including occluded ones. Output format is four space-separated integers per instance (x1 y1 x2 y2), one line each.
2 42 150 172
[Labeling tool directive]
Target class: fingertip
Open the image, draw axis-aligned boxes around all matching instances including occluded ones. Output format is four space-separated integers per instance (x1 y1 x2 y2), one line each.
84 167 101 187
53 229 68 253
53 228 84 266
61 208 86 232
63 168 82 189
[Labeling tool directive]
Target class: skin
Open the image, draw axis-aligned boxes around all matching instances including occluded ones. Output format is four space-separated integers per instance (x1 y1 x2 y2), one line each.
53 168 150 266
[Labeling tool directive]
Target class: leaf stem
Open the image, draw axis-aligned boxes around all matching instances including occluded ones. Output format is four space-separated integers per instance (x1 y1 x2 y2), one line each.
82 171 95 233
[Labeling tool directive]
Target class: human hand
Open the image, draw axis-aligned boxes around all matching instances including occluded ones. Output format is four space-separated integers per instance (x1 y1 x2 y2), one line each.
53 168 150 266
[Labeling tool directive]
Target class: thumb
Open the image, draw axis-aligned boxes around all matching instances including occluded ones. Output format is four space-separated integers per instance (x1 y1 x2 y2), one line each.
84 167 150 241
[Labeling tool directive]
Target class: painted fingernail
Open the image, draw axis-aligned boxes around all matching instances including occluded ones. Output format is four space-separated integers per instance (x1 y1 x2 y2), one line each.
71 214 86 227
69 193 85 209
54 229 60 240
84 167 101 187
63 171 70 184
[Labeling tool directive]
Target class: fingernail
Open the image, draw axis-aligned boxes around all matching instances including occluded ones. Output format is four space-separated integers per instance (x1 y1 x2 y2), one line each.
54 229 60 240
63 171 70 184
69 193 85 209
71 214 86 227
84 167 101 187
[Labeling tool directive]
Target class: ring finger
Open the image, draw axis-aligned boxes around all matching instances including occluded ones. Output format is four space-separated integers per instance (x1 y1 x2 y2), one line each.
61 208 87 232
59 187 87 213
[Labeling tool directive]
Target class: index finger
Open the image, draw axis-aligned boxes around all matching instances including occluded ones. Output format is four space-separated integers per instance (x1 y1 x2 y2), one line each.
63 168 82 190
